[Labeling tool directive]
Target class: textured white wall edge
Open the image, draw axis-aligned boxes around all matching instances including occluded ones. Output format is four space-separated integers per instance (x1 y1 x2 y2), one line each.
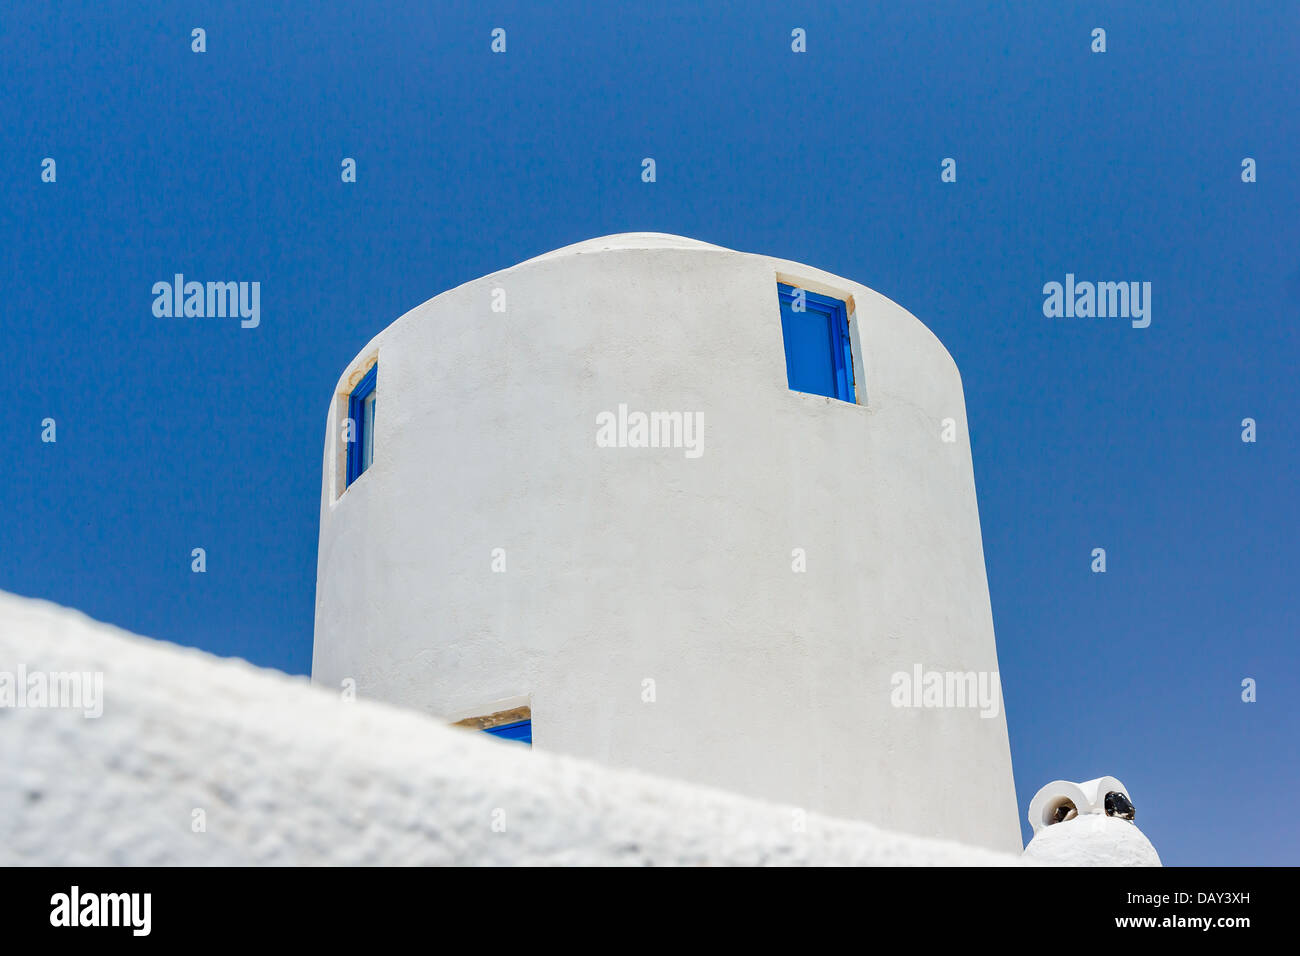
0 591 1024 866
313 233 1021 853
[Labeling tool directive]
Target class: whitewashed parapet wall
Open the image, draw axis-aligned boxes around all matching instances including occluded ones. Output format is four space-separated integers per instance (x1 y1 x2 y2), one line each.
313 233 1020 853
0 592 1021 866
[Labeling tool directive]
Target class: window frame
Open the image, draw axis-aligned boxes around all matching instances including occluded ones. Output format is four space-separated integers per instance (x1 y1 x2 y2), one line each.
452 703 533 748
345 363 378 486
482 719 532 745
776 282 856 404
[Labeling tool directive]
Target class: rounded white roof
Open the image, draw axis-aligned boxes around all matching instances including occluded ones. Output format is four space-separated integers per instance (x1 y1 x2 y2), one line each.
524 233 733 263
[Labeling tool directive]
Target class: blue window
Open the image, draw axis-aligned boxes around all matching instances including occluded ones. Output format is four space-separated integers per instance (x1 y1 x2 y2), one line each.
483 719 532 746
777 283 856 403
346 364 377 486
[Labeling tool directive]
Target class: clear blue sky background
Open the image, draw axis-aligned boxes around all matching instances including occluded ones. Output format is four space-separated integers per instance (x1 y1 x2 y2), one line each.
3 2 1296 865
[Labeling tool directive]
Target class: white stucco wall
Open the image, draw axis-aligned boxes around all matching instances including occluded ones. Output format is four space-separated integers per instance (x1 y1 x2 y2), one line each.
1023 817 1162 867
312 233 1021 853
1023 777 1162 866
0 591 1022 866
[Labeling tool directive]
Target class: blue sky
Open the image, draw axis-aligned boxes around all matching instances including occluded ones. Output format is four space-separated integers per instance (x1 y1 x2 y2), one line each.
2 2 1296 865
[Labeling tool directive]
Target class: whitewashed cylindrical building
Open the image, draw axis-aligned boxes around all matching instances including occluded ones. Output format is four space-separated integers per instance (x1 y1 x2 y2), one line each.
312 234 1020 852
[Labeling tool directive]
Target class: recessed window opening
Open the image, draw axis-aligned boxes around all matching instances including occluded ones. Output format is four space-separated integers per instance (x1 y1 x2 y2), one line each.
346 364 377 487
777 282 856 403
482 719 531 744
453 705 532 747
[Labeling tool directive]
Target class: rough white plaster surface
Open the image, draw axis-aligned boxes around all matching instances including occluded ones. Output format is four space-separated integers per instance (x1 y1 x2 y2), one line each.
313 233 1022 854
1022 816 1162 867
1023 777 1162 866
0 592 1024 866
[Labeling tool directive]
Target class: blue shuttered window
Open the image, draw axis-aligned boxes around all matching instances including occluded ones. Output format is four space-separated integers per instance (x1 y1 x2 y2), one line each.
346 364 378 487
777 283 856 403
483 719 532 746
